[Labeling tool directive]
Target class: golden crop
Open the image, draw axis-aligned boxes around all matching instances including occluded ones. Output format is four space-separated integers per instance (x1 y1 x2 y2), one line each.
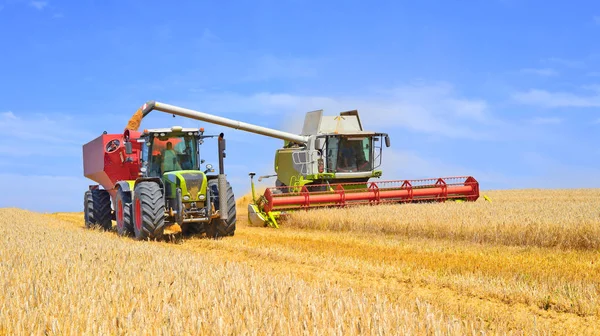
1 188 599 335
288 188 600 250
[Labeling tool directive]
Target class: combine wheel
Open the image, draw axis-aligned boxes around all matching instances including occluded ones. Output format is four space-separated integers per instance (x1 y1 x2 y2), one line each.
84 189 112 230
206 179 236 238
132 181 165 240
115 188 133 236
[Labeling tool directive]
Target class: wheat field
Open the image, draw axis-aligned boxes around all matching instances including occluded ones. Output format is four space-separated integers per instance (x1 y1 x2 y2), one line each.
1 189 600 335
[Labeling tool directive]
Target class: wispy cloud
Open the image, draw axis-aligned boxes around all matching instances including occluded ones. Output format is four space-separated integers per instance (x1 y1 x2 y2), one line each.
512 89 600 108
520 68 558 76
0 111 96 157
186 82 500 140
200 28 219 44
529 117 563 125
29 1 48 10
541 57 584 68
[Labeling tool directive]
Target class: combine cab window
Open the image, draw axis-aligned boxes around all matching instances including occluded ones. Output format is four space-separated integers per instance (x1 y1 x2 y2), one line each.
147 135 198 176
326 136 373 173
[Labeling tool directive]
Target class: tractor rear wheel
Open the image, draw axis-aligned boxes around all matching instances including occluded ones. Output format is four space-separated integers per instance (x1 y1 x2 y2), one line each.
115 188 133 236
206 179 236 238
84 189 112 230
132 181 165 240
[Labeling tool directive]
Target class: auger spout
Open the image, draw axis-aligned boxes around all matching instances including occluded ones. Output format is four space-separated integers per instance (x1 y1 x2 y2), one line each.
136 100 310 144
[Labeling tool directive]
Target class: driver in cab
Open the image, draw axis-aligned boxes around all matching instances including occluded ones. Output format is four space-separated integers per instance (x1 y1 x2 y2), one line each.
162 142 182 172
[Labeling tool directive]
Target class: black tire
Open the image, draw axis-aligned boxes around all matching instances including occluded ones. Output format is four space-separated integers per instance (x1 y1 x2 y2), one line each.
84 189 112 230
206 179 236 238
115 188 133 236
132 181 165 240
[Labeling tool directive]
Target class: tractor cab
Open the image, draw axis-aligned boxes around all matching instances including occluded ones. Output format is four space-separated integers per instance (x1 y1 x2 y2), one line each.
139 126 203 177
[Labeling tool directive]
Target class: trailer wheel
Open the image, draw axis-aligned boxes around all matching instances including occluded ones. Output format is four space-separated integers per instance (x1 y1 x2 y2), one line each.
206 179 236 238
115 188 133 236
84 189 112 230
132 181 165 240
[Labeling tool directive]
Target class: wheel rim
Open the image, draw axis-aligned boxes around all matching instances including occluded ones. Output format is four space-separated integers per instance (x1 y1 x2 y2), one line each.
135 198 142 231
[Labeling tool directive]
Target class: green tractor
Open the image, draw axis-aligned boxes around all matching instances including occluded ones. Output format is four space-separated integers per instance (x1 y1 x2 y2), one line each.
82 125 236 240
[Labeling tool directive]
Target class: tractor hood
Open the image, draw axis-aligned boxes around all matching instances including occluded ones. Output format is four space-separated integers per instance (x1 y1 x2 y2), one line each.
163 170 208 202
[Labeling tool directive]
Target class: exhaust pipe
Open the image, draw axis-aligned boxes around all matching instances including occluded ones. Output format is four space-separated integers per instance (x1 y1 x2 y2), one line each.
217 133 228 221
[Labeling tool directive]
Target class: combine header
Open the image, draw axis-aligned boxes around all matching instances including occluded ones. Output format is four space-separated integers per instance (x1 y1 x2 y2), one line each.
248 177 479 227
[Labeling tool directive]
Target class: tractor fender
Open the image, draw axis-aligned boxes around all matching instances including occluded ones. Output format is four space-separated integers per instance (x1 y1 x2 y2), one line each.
115 181 135 193
134 177 164 189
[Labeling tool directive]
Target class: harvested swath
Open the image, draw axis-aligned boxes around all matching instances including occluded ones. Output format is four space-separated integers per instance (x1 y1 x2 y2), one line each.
287 189 600 250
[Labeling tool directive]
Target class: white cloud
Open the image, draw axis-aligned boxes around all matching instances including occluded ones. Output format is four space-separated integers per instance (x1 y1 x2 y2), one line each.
512 89 600 108
541 57 584 68
529 117 562 125
1 111 17 119
520 68 558 76
199 28 219 44
187 82 496 140
0 111 96 157
29 1 48 10
379 149 510 188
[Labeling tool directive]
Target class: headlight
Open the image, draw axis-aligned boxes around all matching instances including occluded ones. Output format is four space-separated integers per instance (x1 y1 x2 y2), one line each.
198 195 205 201
183 195 190 201
206 164 213 170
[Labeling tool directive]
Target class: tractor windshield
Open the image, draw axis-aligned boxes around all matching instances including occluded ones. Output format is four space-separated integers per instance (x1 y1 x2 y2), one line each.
143 134 199 176
325 135 374 173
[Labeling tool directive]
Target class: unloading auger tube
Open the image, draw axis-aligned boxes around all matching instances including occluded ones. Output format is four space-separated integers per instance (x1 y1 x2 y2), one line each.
139 101 309 144
137 100 310 221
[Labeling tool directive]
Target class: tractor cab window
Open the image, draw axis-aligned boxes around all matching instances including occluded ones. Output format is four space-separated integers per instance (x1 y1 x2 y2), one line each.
325 136 373 173
147 135 198 175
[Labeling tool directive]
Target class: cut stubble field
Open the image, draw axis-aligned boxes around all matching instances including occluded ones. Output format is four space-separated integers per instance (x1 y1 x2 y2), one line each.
1 189 600 335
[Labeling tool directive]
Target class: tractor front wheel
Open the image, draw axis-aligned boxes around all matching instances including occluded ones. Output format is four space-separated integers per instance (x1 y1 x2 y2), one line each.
84 189 112 230
115 188 133 236
206 179 236 238
132 181 165 240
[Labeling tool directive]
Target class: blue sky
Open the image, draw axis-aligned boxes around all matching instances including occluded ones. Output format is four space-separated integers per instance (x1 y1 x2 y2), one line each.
2 0 600 212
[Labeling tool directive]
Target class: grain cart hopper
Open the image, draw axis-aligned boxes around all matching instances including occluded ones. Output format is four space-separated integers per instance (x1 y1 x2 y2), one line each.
129 101 480 228
83 121 236 240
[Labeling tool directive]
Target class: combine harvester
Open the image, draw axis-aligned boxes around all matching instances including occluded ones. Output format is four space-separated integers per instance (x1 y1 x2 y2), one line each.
96 101 481 230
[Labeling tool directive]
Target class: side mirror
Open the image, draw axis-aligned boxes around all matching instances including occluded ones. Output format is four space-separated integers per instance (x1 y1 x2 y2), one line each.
385 135 391 148
125 141 133 154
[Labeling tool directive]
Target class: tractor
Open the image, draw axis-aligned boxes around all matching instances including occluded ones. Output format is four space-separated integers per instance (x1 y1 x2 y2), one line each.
83 125 236 240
